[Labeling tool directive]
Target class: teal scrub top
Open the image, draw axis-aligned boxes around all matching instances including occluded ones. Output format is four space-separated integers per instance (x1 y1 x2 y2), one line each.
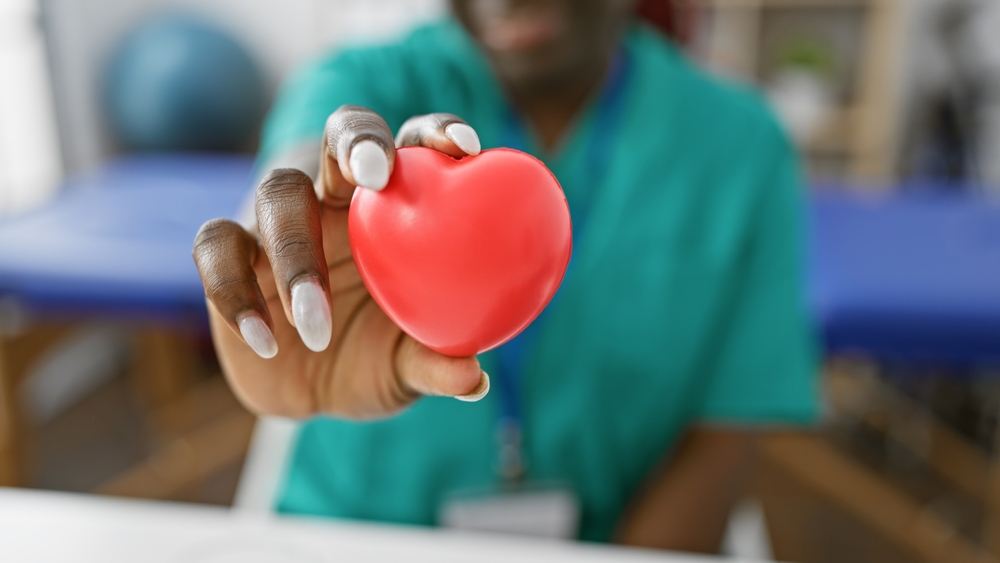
258 19 819 542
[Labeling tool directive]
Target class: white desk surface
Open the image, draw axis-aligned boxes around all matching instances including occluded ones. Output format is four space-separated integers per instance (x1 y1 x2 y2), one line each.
0 487 746 563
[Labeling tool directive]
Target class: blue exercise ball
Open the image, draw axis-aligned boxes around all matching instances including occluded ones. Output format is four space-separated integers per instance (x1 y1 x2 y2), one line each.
105 15 267 152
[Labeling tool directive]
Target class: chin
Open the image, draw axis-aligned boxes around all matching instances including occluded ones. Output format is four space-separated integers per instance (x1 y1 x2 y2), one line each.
491 47 592 95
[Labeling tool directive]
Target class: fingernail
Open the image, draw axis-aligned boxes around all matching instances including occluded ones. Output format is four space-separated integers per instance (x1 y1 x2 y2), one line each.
455 370 490 402
291 278 332 352
444 123 481 156
349 139 390 190
238 313 278 359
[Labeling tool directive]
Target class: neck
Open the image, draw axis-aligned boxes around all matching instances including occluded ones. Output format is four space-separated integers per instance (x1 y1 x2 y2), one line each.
507 57 613 151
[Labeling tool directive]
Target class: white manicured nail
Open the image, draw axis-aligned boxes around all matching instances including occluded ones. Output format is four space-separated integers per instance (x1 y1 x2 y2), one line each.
238 313 278 359
349 139 390 190
444 123 481 156
455 371 490 402
291 278 332 352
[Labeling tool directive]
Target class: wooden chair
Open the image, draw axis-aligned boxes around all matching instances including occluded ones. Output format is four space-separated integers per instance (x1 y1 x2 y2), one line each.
755 360 1000 563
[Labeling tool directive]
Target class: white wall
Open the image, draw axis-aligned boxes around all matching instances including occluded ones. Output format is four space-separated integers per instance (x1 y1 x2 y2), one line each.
0 0 62 215
42 0 447 174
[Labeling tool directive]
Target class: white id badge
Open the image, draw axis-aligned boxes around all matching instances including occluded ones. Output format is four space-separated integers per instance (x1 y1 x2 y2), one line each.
438 483 580 539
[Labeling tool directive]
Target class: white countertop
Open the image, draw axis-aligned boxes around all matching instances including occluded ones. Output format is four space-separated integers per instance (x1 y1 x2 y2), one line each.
0 487 744 563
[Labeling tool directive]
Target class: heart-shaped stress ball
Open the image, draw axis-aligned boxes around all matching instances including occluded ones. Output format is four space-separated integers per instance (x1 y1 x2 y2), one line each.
348 146 572 357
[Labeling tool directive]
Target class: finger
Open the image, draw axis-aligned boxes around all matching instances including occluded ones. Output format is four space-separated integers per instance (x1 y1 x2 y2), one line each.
321 105 396 205
255 168 332 352
193 219 278 359
395 336 488 401
396 113 481 158
320 300 485 418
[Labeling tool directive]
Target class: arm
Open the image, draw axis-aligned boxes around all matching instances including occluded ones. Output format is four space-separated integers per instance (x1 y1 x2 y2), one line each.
616 427 754 553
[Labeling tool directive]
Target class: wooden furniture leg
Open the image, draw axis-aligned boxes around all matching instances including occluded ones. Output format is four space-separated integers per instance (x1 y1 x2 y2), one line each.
129 327 202 436
983 412 1000 557
758 432 996 563
0 323 77 487
0 336 19 486
827 358 1000 558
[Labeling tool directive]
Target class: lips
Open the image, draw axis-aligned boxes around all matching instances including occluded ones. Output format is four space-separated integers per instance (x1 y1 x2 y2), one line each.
479 6 565 52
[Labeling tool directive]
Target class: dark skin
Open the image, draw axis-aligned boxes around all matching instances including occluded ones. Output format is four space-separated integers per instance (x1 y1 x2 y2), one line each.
451 0 631 147
193 0 752 552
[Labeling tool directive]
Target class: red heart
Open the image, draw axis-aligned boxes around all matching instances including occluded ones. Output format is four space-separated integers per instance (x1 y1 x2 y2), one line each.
349 147 572 357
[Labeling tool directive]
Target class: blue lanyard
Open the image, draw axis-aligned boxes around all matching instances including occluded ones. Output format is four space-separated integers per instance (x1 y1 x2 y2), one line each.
493 50 632 483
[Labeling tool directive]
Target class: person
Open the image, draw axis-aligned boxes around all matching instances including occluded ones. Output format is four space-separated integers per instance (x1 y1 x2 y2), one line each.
192 0 817 552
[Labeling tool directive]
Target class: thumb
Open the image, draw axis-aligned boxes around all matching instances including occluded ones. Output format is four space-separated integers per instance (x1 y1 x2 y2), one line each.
395 336 490 402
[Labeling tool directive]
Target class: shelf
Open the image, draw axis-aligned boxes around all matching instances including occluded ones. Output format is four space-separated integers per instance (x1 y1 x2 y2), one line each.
804 106 857 155
707 0 868 10
698 0 904 181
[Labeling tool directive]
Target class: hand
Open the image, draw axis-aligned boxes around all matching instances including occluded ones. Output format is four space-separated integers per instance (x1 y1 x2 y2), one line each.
192 106 489 419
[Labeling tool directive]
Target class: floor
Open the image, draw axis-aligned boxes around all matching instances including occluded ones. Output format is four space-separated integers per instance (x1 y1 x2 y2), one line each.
15 323 247 507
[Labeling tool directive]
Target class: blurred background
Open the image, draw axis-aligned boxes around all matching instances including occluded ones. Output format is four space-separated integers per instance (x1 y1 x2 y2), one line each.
1 0 1000 562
